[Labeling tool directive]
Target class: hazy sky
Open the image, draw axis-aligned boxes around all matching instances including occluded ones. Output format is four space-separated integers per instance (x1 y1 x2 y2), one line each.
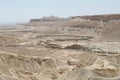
0 0 120 24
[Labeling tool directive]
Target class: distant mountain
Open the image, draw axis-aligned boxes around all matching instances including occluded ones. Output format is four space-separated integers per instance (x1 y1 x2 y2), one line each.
72 14 120 22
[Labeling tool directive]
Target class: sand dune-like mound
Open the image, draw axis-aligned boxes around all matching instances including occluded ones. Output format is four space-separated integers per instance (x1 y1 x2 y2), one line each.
0 52 70 80
58 56 120 80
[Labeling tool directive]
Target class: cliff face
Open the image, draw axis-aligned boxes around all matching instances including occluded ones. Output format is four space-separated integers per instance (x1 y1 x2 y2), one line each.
30 14 120 23
29 16 67 27
29 14 120 41
30 16 66 22
72 14 120 22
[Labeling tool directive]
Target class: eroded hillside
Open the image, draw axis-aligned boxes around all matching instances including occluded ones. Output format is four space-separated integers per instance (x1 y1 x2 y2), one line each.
0 14 120 80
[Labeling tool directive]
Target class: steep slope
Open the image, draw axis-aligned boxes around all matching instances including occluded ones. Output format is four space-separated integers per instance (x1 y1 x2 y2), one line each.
102 20 120 41
78 14 120 22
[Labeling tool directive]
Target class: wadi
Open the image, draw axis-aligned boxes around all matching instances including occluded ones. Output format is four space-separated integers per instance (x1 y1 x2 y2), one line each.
0 14 120 80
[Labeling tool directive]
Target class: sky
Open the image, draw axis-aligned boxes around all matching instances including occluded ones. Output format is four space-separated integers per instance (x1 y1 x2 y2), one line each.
0 0 120 24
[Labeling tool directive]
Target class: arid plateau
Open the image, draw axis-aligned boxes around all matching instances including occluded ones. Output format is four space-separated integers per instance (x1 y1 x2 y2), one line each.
0 14 120 80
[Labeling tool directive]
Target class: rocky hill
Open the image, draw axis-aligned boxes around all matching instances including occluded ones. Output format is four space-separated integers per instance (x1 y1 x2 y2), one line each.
74 14 120 22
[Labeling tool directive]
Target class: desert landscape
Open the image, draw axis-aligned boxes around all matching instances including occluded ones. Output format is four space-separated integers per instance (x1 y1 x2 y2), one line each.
0 14 120 80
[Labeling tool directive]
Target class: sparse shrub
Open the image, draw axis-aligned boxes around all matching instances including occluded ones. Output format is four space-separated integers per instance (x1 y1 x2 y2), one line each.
65 44 88 50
